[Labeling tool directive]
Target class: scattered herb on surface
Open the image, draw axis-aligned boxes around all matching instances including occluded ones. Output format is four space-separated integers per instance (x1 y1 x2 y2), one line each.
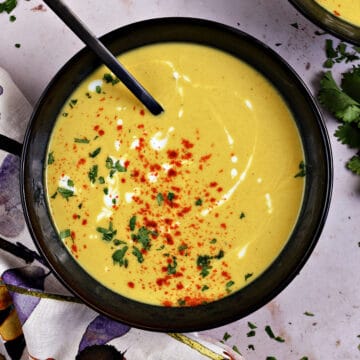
14 43 20 48
294 160 307 178
47 151 55 165
246 330 256 337
59 229 71 239
57 187 74 200
103 73 120 85
129 215 136 231
266 357 277 360
248 321 257 329
195 198 203 206
300 357 309 360
323 39 360 68
290 22 299 29
96 222 117 242
244 272 253 281
74 137 90 144
232 345 241 355
89 147 101 158
88 165 98 183
9 14 15 21
304 311 315 317
265 325 285 342
0 0 17 14
156 192 164 206
112 246 128 267
318 67 360 175
247 344 255 350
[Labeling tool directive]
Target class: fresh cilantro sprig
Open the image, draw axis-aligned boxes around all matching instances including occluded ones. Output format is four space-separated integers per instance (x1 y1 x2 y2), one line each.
318 67 360 175
0 0 17 14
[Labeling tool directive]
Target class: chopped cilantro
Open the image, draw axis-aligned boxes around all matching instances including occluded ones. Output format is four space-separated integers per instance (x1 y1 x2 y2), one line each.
222 332 231 341
105 156 127 176
265 325 285 342
129 215 136 231
47 151 55 165
74 137 90 143
9 14 15 21
245 272 253 281
201 285 209 291
232 345 241 355
89 147 101 158
112 246 128 267
88 165 98 183
96 222 117 242
266 357 277 360
62 112 68 117
167 256 177 275
50 191 57 199
248 321 257 329
247 330 256 337
323 39 360 68
304 311 314 317
156 193 164 205
95 85 102 94
98 176 105 184
67 179 74 187
239 212 246 219
132 226 152 250
178 298 186 306
59 229 71 239
0 0 17 14
14 43 20 48
57 187 74 200
247 344 255 350
318 66 360 175
294 160 307 178
300 357 309 360
167 192 175 201
103 73 120 85
195 198 203 206
225 280 235 291
103 187 108 195
132 246 144 263
196 250 224 278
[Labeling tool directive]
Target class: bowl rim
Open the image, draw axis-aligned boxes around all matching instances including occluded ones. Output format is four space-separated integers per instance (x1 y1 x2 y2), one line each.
289 0 360 45
20 16 333 332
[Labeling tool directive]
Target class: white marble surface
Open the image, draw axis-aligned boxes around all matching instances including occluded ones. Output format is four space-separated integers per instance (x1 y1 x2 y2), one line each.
1 1 359 359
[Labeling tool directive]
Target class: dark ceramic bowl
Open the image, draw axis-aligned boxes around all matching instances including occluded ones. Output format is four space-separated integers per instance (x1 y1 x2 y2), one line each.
289 0 360 45
18 18 332 332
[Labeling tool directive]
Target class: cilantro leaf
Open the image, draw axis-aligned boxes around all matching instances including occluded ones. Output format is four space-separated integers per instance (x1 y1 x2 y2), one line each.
347 155 360 175
318 71 360 123
335 123 360 148
57 187 74 200
341 66 360 103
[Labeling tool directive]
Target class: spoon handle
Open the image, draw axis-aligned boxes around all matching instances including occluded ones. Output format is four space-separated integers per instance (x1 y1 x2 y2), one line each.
43 0 164 115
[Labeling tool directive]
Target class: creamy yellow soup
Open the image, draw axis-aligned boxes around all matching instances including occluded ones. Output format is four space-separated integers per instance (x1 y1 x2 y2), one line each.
45 43 305 307
315 0 360 26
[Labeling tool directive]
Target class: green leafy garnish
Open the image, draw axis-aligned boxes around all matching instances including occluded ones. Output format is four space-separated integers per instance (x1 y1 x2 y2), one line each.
225 280 235 292
74 137 90 144
112 246 128 267
196 250 224 278
167 192 175 201
89 147 101 158
95 85 102 94
57 187 74 200
132 246 144 263
304 311 314 317
294 160 307 178
59 229 71 239
247 330 256 337
323 39 360 68
156 193 164 206
222 332 231 341
88 165 98 183
248 321 257 329
96 221 117 242
244 272 253 281
195 198 203 206
105 156 127 176
167 256 178 275
0 0 17 14
239 212 245 219
103 73 120 85
265 325 285 342
129 215 136 231
47 151 55 165
318 67 360 175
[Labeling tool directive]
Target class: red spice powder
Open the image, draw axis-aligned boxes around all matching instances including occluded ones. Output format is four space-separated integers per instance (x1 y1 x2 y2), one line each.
128 282 135 288
181 139 194 149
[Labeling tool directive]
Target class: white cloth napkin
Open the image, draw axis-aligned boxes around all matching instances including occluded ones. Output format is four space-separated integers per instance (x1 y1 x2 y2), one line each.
0 67 244 360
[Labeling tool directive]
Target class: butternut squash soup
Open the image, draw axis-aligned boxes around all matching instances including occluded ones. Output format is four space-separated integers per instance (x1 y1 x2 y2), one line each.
45 43 305 307
314 0 360 26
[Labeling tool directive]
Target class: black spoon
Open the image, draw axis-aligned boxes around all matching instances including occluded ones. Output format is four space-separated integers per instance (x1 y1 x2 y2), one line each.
43 0 164 115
